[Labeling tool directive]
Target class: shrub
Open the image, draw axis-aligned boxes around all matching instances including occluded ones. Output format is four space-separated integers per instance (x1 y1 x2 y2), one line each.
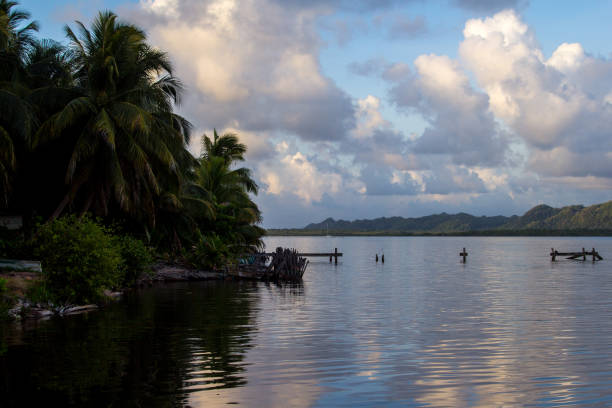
190 233 231 271
32 216 122 304
115 235 153 286
26 280 55 305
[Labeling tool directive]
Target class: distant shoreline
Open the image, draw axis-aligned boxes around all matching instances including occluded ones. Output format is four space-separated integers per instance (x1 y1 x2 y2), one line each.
266 229 612 237
270 201 612 236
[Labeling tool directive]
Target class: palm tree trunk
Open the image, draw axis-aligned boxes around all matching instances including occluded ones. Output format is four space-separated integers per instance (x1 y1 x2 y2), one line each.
79 191 95 218
49 171 89 221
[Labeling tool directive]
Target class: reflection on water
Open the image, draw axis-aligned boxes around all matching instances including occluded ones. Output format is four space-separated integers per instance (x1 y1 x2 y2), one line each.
0 281 264 407
2 236 612 407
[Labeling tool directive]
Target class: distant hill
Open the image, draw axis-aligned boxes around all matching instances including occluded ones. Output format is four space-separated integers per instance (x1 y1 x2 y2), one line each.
268 201 612 235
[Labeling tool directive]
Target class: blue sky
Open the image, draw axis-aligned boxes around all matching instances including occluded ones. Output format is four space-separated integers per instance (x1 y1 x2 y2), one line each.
18 0 612 227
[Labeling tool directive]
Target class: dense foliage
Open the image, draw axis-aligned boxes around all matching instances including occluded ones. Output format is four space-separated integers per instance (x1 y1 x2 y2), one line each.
0 0 265 300
115 234 153 286
32 216 123 303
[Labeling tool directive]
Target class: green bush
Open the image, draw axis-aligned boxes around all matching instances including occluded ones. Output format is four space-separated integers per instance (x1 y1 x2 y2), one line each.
190 233 231 271
115 235 153 286
32 216 123 304
26 280 55 305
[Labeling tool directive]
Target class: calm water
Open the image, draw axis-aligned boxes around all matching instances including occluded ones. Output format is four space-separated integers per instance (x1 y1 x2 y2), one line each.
2 236 612 407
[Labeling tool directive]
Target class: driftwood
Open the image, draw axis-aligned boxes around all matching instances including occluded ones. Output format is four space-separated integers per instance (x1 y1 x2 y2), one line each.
266 247 308 281
550 248 603 261
233 247 308 281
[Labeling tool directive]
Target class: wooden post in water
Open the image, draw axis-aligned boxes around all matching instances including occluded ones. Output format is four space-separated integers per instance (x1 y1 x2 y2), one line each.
382 254 384 263
460 248 468 263
550 248 556 261
334 248 338 264
582 248 586 261
592 248 596 262
376 254 378 262
329 254 332 263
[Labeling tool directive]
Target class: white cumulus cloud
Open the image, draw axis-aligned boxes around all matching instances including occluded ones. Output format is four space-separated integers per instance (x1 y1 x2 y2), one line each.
458 9 612 183
134 0 355 142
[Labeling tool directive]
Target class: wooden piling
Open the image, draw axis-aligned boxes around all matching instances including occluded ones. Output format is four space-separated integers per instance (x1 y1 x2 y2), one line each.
334 248 338 264
460 248 468 263
553 248 602 261
381 254 384 263
376 254 378 262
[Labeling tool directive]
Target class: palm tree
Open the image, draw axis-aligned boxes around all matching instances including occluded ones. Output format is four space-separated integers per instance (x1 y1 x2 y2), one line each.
201 129 247 164
37 11 192 226
0 0 38 72
0 0 38 205
154 130 260 252
151 166 215 253
193 154 263 254
24 39 73 88
4 39 80 226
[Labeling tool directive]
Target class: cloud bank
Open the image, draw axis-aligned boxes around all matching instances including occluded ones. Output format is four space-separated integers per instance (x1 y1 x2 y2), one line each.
133 1 612 227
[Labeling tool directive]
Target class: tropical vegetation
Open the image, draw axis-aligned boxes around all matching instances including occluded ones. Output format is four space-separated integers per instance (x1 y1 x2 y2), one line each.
0 2 264 305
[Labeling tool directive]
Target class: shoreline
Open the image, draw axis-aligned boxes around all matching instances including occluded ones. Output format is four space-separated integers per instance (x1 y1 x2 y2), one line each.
266 230 612 237
140 262 225 284
3 262 227 321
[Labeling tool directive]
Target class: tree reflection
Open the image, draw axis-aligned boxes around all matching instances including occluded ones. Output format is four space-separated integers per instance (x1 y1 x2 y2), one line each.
0 281 258 407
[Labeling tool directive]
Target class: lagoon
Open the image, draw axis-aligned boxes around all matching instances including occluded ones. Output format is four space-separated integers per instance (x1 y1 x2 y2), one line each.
2 236 612 406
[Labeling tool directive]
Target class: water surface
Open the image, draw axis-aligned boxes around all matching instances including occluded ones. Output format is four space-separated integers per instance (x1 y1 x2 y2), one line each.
1 236 612 407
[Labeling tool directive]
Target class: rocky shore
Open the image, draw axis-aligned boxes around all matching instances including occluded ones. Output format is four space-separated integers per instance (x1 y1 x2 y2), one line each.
140 262 225 284
3 262 226 321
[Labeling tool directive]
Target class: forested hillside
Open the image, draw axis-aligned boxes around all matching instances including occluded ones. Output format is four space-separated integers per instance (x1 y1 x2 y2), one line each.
287 201 612 234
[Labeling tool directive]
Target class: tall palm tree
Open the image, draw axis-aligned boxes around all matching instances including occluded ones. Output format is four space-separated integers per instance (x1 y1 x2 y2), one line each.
37 11 192 226
5 39 78 223
0 0 38 205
